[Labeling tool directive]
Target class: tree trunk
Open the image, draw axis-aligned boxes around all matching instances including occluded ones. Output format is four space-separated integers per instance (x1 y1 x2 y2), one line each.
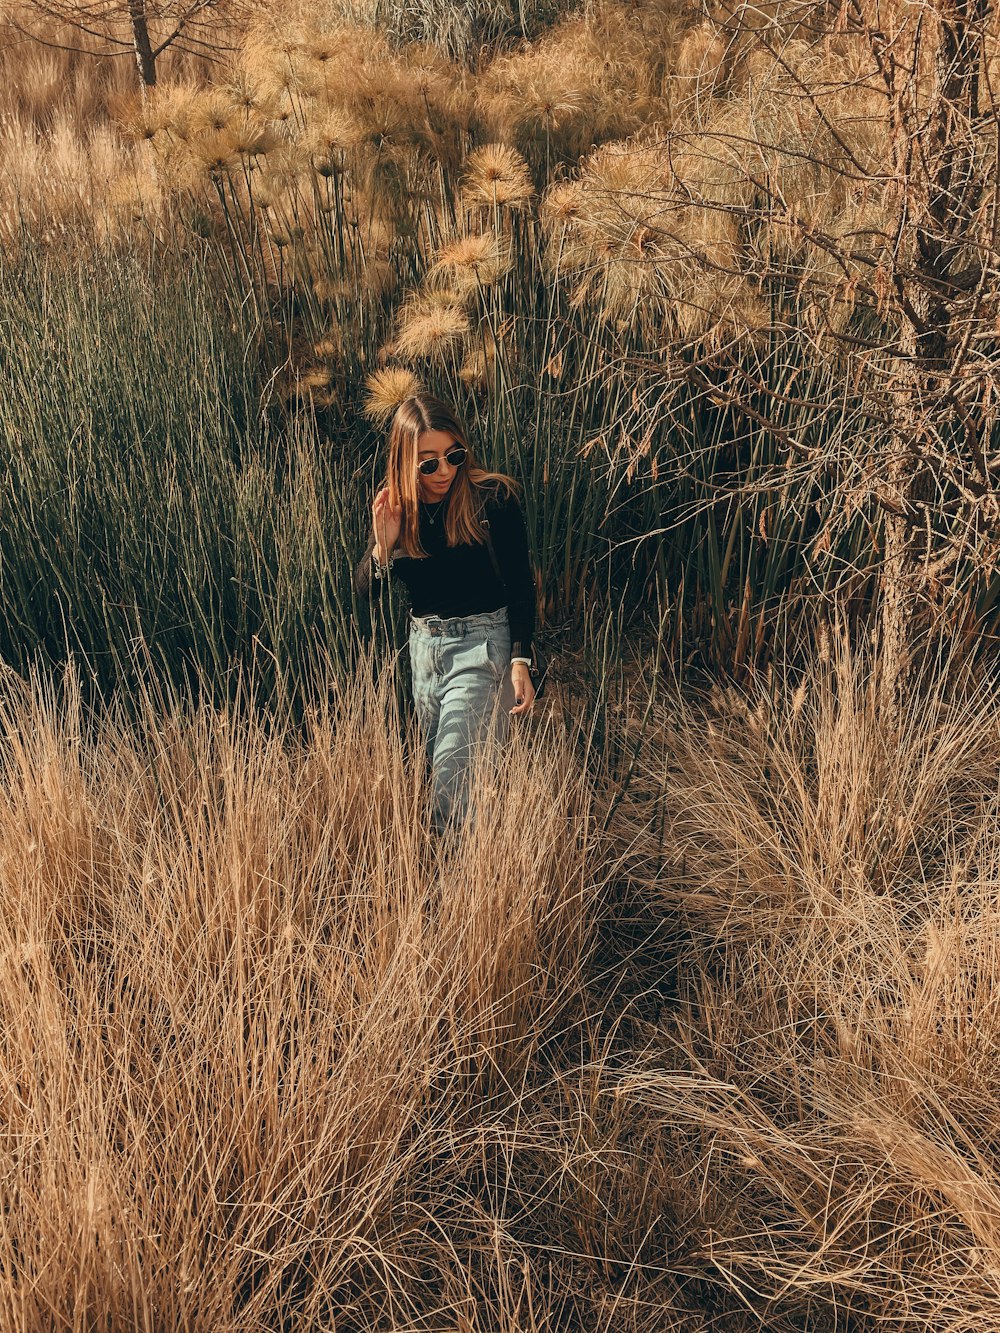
877 0 987 717
130 1 157 87
878 434 916 721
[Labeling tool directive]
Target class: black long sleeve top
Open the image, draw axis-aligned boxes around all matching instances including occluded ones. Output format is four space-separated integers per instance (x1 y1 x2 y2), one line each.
354 489 535 659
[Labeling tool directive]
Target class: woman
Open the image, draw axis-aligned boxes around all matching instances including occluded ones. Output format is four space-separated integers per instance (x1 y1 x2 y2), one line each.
354 394 536 831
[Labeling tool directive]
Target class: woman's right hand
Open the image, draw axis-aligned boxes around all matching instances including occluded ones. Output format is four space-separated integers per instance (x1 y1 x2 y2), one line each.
372 487 402 561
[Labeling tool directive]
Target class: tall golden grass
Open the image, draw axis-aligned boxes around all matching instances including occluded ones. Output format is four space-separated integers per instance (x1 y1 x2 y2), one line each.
0 655 643 1329
615 637 1000 1327
2 2 989 340
4 636 1000 1327
0 17 211 238
0 7 913 376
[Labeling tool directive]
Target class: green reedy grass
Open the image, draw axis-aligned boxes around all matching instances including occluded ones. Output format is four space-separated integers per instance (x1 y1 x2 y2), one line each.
198 134 894 682
0 229 895 710
0 241 387 707
17 197 991 732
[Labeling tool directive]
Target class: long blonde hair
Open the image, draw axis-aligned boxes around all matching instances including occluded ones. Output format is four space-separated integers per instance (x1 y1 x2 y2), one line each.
385 395 516 559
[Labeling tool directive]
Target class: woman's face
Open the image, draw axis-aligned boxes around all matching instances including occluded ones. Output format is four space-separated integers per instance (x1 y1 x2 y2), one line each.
416 428 462 501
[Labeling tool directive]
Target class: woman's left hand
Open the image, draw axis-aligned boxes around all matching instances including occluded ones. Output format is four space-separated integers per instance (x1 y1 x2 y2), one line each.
510 663 535 716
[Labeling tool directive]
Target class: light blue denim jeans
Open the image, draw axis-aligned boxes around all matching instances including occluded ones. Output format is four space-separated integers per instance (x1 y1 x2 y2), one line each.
409 606 511 831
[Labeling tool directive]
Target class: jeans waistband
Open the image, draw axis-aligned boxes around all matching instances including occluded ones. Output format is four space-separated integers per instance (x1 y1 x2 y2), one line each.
410 606 508 637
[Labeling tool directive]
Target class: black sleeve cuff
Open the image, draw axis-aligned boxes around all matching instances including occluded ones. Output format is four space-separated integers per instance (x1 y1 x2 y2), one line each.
353 536 377 599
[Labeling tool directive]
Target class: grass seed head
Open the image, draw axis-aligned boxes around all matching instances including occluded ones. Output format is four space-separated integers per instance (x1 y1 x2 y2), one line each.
312 334 341 361
394 300 469 361
239 31 303 102
227 115 281 160
541 181 585 228
431 231 512 290
115 94 159 145
459 345 491 388
476 14 650 156
193 89 235 135
192 129 242 178
148 82 204 143
463 144 534 211
305 109 365 164
363 367 423 424
221 69 279 118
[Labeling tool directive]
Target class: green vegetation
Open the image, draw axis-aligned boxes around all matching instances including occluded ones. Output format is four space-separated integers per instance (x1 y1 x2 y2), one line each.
0 237 889 707
0 243 390 706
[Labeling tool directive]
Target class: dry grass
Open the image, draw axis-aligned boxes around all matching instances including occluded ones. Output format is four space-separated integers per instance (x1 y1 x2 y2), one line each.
0 20 211 239
0 5 896 338
0 653 700 1331
3 624 1000 1328
611 637 1000 1328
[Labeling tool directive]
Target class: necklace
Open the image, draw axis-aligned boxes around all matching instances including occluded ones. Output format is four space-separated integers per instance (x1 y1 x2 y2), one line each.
423 500 445 527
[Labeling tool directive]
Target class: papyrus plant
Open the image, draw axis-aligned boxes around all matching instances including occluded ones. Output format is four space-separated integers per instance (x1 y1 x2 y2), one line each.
543 1 1000 692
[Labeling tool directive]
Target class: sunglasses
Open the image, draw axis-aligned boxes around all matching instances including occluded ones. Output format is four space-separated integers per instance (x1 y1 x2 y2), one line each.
417 447 467 476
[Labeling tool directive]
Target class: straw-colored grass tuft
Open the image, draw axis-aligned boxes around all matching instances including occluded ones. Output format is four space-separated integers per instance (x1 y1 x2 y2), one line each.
0 658 648 1331
363 365 424 422
393 295 471 360
431 229 513 290
612 638 1000 1328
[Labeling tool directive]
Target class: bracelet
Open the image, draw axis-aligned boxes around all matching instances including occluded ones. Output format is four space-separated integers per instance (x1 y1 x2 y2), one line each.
511 656 532 666
372 550 394 579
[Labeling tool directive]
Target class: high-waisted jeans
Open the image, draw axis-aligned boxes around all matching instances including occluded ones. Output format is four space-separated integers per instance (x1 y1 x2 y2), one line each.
409 606 511 831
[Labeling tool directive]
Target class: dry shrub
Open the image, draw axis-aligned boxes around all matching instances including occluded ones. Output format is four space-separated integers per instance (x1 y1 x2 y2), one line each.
0 16 220 239
0 656 628 1331
616 638 1000 1328
535 26 897 339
